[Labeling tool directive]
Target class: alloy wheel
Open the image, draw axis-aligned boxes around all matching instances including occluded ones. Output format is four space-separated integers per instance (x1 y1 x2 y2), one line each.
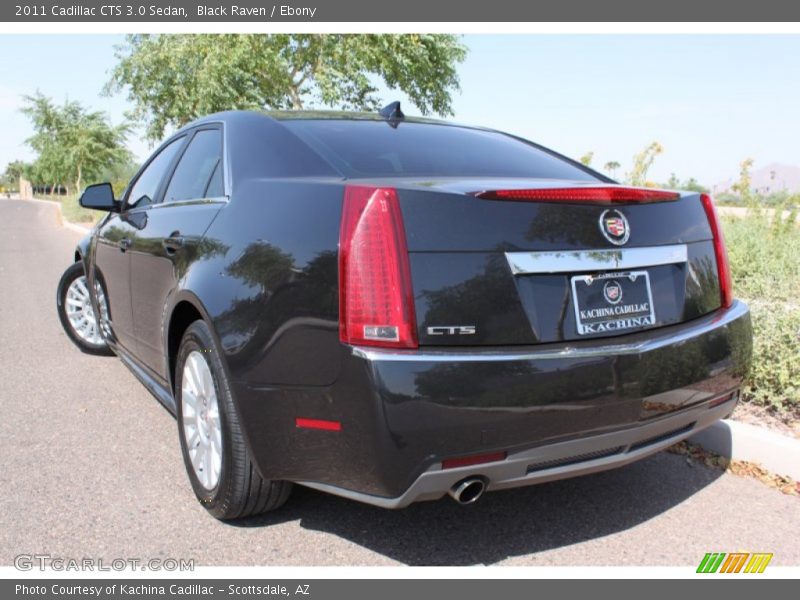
181 351 223 490
65 276 106 346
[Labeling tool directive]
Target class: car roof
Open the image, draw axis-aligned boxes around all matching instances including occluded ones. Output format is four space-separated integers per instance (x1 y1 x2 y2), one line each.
166 109 610 184
264 109 452 125
180 109 486 134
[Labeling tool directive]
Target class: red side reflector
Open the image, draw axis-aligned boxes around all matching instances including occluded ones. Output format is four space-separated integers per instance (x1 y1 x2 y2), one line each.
700 194 733 308
708 391 737 408
442 451 507 469
339 185 418 349
475 186 680 203
295 418 342 432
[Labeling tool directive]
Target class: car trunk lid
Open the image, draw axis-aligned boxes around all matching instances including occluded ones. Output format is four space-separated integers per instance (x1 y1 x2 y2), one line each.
375 178 724 346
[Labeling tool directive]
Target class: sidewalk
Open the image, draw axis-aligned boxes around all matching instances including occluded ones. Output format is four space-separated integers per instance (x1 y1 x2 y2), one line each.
5 193 92 235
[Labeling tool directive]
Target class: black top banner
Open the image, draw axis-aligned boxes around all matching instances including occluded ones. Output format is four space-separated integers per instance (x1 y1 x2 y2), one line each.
4 0 800 22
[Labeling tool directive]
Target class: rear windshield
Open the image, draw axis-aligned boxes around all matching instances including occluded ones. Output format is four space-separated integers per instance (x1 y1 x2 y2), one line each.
280 119 600 181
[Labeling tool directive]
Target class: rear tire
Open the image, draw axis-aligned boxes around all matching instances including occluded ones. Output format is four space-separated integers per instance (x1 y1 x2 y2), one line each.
175 320 292 520
56 261 113 356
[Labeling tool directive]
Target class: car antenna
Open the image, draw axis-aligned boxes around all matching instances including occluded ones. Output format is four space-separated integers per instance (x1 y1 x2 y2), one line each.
379 101 404 128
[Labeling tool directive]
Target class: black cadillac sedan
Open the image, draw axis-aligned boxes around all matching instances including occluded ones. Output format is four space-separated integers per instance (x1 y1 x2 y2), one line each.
57 107 752 519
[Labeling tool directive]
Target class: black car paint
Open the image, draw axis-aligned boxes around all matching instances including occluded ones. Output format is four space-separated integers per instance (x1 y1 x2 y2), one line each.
77 110 752 503
233 305 751 498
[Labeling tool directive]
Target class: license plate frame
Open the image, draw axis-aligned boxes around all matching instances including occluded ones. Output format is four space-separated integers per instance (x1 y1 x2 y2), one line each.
570 270 656 336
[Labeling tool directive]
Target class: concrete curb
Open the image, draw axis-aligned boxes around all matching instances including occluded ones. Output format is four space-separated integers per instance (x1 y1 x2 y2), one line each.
689 419 800 480
11 196 92 235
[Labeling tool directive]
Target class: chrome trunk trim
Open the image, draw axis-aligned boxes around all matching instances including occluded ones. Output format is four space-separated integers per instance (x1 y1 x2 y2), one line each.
504 244 688 275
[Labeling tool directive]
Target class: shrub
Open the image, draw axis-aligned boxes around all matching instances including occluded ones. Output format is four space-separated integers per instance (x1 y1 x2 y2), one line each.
723 207 800 416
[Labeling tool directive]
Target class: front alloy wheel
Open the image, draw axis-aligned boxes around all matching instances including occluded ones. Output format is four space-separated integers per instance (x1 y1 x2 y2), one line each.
56 261 113 356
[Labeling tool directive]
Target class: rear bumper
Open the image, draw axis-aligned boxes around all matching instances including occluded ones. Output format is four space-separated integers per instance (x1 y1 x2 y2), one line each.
298 392 738 508
238 300 751 506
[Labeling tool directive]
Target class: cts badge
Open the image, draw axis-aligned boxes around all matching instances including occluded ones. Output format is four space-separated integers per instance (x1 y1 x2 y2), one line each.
427 325 477 336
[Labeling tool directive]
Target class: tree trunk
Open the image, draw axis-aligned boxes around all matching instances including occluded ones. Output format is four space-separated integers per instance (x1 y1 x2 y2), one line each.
289 86 303 109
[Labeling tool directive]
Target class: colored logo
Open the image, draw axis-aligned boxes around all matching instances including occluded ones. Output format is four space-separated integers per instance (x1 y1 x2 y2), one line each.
599 208 630 246
603 280 623 304
696 552 773 574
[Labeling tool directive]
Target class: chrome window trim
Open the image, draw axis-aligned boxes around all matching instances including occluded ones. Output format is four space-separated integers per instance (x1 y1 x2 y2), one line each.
504 244 688 275
148 196 229 209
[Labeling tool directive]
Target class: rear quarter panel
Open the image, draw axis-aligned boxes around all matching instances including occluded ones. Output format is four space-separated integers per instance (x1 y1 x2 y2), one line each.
197 179 344 387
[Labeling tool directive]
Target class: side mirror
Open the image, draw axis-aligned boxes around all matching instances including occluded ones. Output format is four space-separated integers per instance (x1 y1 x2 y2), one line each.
79 183 119 212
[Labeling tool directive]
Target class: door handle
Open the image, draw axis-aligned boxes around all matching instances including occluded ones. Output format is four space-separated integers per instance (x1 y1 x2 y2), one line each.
162 235 185 254
118 238 132 252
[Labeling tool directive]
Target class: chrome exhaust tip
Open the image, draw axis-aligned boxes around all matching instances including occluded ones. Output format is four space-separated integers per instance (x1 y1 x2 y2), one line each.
449 477 486 505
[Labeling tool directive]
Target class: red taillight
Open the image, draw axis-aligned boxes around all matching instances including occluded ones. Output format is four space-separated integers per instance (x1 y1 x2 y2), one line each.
442 451 507 470
339 185 418 349
700 194 733 308
475 186 680 203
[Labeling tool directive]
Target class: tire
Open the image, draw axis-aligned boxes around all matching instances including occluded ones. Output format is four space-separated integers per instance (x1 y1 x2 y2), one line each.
175 320 292 520
56 261 113 356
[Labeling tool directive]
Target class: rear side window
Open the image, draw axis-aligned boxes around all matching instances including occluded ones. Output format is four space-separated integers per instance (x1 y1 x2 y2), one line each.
126 136 185 209
204 162 224 198
281 120 599 181
164 129 223 202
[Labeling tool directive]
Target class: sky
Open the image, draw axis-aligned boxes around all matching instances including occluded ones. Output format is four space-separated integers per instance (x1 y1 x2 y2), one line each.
0 34 799 185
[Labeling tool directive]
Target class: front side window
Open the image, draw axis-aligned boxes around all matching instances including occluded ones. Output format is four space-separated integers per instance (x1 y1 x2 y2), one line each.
163 129 223 203
125 137 185 209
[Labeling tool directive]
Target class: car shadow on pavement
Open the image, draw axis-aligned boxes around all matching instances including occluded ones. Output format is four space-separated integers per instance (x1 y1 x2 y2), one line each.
230 450 723 565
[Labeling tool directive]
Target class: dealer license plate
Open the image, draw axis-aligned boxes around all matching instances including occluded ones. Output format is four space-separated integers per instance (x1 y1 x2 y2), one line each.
571 270 656 336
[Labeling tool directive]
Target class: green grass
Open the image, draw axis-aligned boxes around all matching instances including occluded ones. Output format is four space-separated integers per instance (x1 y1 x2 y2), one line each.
723 208 800 417
42 193 100 225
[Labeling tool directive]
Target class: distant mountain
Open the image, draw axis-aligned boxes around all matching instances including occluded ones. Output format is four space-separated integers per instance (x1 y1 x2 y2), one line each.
712 163 800 195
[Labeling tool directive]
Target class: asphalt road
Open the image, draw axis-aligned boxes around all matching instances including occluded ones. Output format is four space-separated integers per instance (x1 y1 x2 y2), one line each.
1 197 798 567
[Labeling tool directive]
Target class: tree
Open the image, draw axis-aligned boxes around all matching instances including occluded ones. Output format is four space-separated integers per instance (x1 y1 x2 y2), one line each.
106 34 468 141
663 173 708 193
682 177 708 193
626 141 663 186
65 108 132 193
579 151 594 167
603 160 620 178
666 173 680 189
2 160 28 191
20 93 68 193
97 159 139 198
21 92 131 195
732 158 755 204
